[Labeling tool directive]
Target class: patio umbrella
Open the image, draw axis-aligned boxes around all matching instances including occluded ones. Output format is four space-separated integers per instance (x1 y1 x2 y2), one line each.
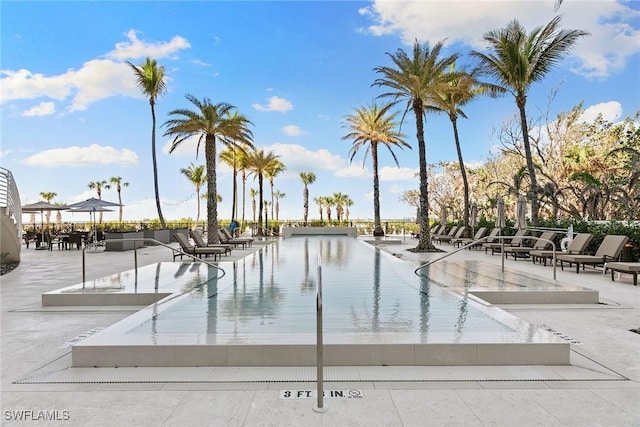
470 203 478 235
21 201 68 249
67 206 114 236
495 198 506 232
514 195 527 231
440 205 447 227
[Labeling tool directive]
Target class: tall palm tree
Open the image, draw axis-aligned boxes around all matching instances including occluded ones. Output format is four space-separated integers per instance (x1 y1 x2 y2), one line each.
249 188 258 224
471 16 588 225
246 150 280 236
342 101 410 236
374 40 458 250
344 196 353 223
88 180 108 224
164 94 254 243
431 65 503 227
322 195 335 223
238 148 252 229
299 172 316 226
332 192 350 223
179 163 206 228
219 145 241 222
39 191 57 228
265 158 286 221
127 57 167 228
273 190 285 221
109 176 129 223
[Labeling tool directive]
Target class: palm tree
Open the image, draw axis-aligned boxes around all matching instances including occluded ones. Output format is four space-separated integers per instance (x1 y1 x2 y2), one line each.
322 195 335 223
179 163 206 228
314 196 324 222
249 188 258 224
164 94 254 243
127 57 167 228
344 196 353 223
431 65 503 227
219 145 240 222
471 16 588 225
265 158 286 221
273 190 286 221
299 172 316 226
374 40 458 250
238 148 252 230
246 150 280 236
39 191 57 228
342 102 409 236
109 176 129 223
88 180 108 224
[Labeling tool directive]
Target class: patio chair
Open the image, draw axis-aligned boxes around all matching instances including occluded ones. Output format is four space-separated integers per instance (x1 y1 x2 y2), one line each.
220 228 254 247
452 227 487 248
433 225 459 244
173 232 227 261
557 235 629 274
189 229 232 255
530 233 594 266
605 262 640 286
438 226 468 245
482 229 530 255
504 231 557 261
217 229 250 249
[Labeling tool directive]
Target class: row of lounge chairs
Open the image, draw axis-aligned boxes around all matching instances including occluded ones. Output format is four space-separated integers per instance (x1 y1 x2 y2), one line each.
172 228 254 261
433 225 635 284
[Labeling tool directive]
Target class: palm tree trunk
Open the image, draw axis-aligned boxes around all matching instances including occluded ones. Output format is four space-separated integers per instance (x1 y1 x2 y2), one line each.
231 165 237 222
117 189 123 223
195 188 201 228
303 186 309 225
414 103 434 251
150 102 166 228
451 117 470 227
517 95 539 226
372 143 384 236
257 175 264 236
241 172 247 228
205 135 220 244
270 180 275 221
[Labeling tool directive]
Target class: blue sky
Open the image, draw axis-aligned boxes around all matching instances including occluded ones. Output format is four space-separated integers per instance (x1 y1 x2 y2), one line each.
2 0 639 224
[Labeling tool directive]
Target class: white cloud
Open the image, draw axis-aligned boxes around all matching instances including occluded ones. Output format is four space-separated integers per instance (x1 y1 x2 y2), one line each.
161 135 204 158
379 166 418 181
106 29 191 61
335 163 370 178
22 143 138 167
252 96 293 112
266 142 346 172
0 30 190 110
283 125 304 136
364 0 640 79
23 101 55 116
578 101 623 123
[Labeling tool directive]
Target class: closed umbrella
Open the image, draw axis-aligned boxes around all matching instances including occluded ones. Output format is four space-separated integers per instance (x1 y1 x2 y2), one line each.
21 201 68 249
440 205 447 227
495 198 506 231
514 195 527 231
470 203 478 234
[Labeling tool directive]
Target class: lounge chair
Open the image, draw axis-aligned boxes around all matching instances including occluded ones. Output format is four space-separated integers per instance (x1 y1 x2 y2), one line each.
453 227 487 248
482 229 530 255
530 233 594 266
438 226 468 245
189 229 233 255
504 231 557 261
557 235 629 274
221 228 254 246
173 232 227 261
217 229 250 249
605 262 640 286
433 225 459 244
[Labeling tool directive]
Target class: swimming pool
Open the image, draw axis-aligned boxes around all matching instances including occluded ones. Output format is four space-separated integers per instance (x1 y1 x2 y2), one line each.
72 236 569 367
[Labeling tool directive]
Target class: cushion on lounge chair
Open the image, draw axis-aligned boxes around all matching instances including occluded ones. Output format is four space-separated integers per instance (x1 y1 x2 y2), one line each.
189 229 232 254
173 232 226 260
504 231 557 260
530 233 594 266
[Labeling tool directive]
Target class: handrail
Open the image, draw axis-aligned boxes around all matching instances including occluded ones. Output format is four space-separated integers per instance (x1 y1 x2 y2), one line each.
313 254 327 413
81 238 226 287
414 235 558 280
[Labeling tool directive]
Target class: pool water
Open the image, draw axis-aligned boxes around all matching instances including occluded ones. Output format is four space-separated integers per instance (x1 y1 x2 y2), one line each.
127 237 512 339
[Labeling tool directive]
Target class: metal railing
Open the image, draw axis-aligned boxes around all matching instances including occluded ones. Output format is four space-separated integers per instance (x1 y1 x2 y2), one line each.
313 254 327 413
415 234 558 280
0 167 22 239
81 238 226 287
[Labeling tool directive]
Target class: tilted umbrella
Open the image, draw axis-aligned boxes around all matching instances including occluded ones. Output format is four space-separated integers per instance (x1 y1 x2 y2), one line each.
21 201 68 249
514 195 527 231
